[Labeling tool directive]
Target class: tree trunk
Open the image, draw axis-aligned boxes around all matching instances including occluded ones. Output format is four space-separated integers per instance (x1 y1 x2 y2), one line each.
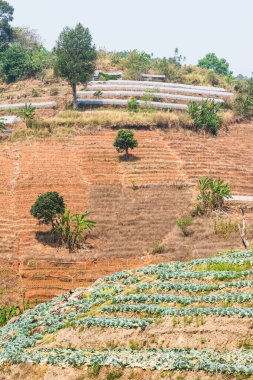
238 207 249 249
72 83 77 109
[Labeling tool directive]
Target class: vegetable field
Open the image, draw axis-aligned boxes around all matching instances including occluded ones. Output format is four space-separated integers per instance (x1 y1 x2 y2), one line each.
0 249 252 377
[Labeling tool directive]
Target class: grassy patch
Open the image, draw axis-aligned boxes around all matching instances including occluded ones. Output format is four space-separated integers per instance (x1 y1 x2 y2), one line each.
195 262 252 272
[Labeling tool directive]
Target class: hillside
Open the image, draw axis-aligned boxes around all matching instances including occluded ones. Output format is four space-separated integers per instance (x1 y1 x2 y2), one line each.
0 249 252 379
1 116 253 306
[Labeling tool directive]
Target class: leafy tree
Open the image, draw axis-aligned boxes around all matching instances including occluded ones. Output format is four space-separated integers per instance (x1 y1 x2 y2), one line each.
0 0 14 53
198 53 231 76
12 26 42 50
0 45 30 82
30 192 65 229
188 100 222 135
0 44 49 82
114 129 138 156
197 176 231 212
54 23 97 108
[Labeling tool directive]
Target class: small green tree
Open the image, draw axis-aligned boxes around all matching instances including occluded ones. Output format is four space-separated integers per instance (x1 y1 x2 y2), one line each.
114 129 138 157
198 53 231 76
30 192 65 229
0 44 49 82
54 23 97 108
188 100 222 135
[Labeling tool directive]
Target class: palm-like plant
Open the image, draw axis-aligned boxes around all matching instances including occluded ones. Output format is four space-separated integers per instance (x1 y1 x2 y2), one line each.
55 210 96 252
198 176 231 212
18 103 35 128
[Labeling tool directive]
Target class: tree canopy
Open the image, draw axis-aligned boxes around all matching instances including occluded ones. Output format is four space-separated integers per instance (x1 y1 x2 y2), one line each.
198 53 231 76
54 23 97 107
0 0 14 53
30 192 65 228
114 129 138 156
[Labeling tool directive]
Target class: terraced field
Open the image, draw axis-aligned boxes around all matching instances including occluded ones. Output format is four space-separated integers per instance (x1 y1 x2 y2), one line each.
1 122 253 305
0 250 252 379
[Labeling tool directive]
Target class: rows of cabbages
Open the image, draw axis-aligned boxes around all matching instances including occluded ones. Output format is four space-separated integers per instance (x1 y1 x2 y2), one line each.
135 280 253 293
102 304 253 317
8 348 253 374
0 249 252 374
112 292 253 305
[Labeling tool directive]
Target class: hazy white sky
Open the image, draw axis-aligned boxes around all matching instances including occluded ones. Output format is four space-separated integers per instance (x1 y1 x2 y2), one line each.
8 0 253 76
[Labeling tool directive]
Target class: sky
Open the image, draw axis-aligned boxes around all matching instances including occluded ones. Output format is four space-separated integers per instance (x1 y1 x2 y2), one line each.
7 0 253 76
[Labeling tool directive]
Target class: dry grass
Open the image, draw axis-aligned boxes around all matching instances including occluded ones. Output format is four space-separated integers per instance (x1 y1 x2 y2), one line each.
49 109 193 129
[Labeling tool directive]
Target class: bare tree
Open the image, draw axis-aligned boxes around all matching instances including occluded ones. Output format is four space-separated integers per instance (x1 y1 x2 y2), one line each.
238 207 249 249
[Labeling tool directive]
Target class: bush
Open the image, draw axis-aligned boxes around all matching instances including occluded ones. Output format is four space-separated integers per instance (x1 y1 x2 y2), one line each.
127 97 138 112
188 100 222 135
114 129 138 156
0 45 49 83
54 210 96 252
197 176 231 212
18 103 36 128
213 219 238 239
150 242 165 255
30 192 65 228
176 216 193 236
106 369 123 380
233 94 253 118
123 49 151 80
50 87 59 96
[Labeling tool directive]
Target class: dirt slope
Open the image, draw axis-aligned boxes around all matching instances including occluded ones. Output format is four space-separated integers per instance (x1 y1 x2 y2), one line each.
0 124 253 304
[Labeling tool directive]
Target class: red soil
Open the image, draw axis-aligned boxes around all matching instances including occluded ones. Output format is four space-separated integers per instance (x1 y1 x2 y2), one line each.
0 124 252 305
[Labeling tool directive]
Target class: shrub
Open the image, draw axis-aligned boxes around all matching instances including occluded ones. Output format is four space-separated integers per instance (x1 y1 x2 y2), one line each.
197 176 231 212
176 216 193 236
233 94 253 118
50 87 59 96
127 97 138 112
123 49 151 80
113 129 138 156
93 90 103 97
54 210 96 252
0 45 49 83
0 305 21 327
106 369 123 380
30 191 65 229
150 242 165 255
188 100 222 135
18 103 36 128
31 88 42 97
213 219 238 239
0 119 5 131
